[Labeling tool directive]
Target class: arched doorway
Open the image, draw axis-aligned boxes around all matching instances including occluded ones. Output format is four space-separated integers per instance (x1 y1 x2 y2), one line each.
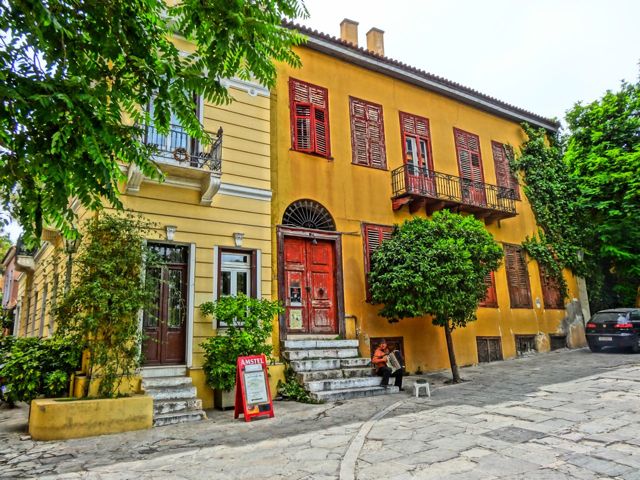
278 200 344 339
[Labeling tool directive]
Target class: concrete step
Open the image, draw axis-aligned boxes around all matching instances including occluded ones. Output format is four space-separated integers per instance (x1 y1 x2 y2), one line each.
309 386 400 402
285 334 339 341
144 385 197 401
306 376 382 392
343 367 374 378
296 369 343 383
153 410 207 427
142 376 193 389
283 339 359 350
153 398 203 416
340 358 372 368
290 358 341 372
140 366 187 378
284 348 359 361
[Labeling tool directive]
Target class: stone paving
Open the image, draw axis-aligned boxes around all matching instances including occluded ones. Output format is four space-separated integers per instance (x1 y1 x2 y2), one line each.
1 348 639 479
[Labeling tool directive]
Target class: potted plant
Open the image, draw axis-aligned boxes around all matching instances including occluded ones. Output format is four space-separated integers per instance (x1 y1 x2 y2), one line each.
200 294 282 409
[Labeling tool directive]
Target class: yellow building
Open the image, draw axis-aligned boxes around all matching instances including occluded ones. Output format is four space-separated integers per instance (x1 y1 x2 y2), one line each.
13 71 274 412
271 20 582 375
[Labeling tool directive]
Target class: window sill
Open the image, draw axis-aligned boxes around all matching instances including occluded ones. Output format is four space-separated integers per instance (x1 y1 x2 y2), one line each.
289 148 333 161
352 162 388 172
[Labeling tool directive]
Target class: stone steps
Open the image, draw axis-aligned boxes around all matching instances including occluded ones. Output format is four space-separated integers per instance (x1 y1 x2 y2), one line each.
309 386 400 402
283 338 399 403
141 372 206 427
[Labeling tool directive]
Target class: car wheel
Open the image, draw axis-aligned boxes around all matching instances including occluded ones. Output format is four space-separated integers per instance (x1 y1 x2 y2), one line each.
631 341 640 354
588 344 602 352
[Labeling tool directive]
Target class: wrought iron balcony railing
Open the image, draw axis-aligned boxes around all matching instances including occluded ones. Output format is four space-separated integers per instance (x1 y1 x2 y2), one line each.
391 164 517 219
143 123 223 172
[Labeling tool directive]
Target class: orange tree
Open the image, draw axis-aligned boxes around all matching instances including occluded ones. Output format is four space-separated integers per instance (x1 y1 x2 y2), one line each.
369 211 502 383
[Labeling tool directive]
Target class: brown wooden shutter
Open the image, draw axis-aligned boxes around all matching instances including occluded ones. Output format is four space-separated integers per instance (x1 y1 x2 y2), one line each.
504 244 532 308
363 223 393 299
539 265 564 309
492 141 520 200
479 271 498 308
454 128 483 183
350 97 386 169
289 78 330 157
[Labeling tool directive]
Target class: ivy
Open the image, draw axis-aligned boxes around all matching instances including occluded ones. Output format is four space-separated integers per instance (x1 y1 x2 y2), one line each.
510 124 590 300
54 212 159 398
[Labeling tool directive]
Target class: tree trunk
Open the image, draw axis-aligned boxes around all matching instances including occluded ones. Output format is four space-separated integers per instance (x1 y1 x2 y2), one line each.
443 320 461 383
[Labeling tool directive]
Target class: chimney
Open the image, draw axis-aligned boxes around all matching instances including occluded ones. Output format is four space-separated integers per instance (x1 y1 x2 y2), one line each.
366 27 385 56
340 18 359 46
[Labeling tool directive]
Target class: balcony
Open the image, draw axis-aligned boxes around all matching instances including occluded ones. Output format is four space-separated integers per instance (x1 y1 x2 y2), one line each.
391 164 517 223
126 124 224 206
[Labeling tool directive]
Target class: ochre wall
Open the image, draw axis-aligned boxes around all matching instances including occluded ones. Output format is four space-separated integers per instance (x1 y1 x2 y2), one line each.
272 46 579 373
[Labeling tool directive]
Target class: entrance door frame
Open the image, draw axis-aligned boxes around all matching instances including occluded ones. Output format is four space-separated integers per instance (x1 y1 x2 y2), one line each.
140 240 195 368
277 226 346 342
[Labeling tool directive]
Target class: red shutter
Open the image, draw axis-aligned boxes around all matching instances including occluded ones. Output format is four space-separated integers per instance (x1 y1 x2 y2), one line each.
289 78 330 157
504 244 532 308
454 128 483 183
540 266 564 309
350 97 386 169
479 271 498 308
492 141 520 200
363 223 393 299
400 112 433 170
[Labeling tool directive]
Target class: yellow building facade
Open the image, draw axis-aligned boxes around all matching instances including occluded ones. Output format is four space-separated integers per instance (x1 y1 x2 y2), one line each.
271 21 580 374
13 71 274 410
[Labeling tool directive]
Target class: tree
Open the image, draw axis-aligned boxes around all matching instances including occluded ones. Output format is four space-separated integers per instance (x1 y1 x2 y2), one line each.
565 79 640 306
0 0 307 244
368 211 503 383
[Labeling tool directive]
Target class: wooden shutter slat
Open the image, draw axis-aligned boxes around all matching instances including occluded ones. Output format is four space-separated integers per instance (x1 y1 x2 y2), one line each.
364 224 393 300
290 78 330 157
504 244 532 308
350 97 386 169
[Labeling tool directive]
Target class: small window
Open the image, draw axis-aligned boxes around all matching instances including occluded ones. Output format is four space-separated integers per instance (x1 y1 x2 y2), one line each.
477 337 503 363
217 249 257 328
504 243 532 309
515 335 536 356
350 97 386 169
289 78 330 157
479 271 498 308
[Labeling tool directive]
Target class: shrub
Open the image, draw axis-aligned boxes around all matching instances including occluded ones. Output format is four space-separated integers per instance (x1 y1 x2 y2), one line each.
0 336 82 404
200 294 282 391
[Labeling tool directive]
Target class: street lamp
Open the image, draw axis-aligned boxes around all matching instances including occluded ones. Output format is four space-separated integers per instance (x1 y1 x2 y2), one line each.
64 236 80 294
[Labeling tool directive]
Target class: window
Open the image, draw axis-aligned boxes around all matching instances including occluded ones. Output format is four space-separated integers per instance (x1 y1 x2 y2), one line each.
350 97 386 169
476 337 503 363
504 244 533 309
217 249 258 327
289 78 330 157
362 223 393 298
491 141 520 200
479 271 498 308
539 266 564 310
400 112 433 171
454 128 486 205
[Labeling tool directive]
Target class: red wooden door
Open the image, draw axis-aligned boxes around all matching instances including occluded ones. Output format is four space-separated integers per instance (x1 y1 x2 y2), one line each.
143 246 188 365
283 237 337 334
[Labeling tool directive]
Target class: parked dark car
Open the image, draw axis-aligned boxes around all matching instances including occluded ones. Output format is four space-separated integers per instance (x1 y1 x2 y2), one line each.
585 308 640 353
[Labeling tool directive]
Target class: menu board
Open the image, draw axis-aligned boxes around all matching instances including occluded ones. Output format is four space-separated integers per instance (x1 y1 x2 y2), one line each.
234 354 275 422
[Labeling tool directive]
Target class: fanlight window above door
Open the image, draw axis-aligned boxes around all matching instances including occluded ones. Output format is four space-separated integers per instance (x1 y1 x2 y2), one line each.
282 200 336 231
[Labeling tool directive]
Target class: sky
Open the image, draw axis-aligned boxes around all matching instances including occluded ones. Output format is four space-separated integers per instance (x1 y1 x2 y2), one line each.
297 0 640 122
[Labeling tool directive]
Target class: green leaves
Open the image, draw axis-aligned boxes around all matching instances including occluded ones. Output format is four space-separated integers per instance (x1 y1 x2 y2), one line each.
369 211 503 328
199 294 282 391
0 0 307 245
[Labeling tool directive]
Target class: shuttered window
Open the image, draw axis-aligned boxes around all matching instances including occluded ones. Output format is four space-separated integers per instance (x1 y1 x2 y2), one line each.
539 265 564 310
362 223 393 299
479 271 498 308
453 128 484 183
491 141 520 200
504 244 533 309
350 97 387 169
289 78 330 157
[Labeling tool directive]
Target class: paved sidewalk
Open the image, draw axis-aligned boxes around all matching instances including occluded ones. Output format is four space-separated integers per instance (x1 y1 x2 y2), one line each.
1 348 639 479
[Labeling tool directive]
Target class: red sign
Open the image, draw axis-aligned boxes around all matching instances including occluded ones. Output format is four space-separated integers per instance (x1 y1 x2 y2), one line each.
234 354 275 422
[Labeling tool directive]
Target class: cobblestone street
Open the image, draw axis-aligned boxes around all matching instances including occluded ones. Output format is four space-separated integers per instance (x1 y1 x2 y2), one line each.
1 348 639 479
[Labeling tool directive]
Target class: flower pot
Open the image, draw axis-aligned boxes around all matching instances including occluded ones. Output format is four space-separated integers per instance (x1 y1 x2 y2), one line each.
214 386 236 410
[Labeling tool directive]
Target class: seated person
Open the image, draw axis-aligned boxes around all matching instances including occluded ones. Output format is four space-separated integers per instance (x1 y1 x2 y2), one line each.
371 339 404 390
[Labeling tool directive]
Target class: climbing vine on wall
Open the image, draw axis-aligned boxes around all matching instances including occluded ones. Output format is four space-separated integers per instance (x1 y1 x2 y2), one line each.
509 123 590 300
